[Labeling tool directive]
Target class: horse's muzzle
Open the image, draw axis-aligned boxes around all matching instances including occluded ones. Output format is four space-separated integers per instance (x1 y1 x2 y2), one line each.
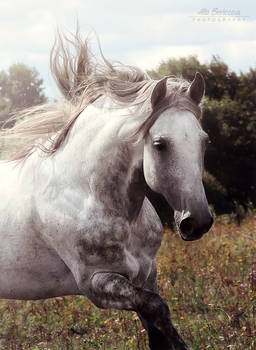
179 214 213 241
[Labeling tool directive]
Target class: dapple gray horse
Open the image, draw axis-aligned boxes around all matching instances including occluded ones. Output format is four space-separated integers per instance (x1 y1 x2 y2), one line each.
0 33 213 349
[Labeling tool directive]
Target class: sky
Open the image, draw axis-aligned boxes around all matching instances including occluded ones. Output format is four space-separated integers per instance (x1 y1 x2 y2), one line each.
0 0 255 98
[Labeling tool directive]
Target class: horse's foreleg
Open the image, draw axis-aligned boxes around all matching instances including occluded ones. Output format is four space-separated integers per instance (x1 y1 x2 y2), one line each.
84 272 190 350
136 293 190 350
137 263 190 350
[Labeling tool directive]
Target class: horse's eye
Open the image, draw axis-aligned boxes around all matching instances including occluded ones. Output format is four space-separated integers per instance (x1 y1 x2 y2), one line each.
153 139 166 151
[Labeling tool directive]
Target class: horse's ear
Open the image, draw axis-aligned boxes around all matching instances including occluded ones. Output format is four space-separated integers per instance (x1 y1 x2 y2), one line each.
151 76 168 108
188 72 205 104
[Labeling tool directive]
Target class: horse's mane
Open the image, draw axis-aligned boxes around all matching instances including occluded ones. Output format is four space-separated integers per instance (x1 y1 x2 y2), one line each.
0 30 201 161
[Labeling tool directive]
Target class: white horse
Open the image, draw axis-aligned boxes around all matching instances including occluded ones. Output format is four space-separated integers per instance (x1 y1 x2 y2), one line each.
0 32 213 350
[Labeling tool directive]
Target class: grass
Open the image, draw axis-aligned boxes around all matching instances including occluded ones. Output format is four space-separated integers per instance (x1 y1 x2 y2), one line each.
0 214 255 349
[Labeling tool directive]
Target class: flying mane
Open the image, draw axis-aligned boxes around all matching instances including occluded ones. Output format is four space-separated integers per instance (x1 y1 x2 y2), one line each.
0 30 201 161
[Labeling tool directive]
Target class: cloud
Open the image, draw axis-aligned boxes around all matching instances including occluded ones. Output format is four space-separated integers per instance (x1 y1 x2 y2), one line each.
127 45 208 70
126 39 256 73
0 0 255 97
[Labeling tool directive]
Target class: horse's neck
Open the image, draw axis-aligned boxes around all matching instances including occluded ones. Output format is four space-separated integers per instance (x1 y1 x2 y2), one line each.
89 141 146 221
48 99 146 222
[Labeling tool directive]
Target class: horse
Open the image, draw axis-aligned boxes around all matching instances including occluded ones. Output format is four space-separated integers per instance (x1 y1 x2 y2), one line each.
0 32 213 350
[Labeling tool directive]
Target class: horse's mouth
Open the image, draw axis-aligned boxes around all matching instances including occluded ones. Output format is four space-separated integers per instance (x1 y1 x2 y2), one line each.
179 230 205 241
178 219 213 241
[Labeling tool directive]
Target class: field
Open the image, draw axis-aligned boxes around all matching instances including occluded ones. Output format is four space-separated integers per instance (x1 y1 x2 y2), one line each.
0 214 255 350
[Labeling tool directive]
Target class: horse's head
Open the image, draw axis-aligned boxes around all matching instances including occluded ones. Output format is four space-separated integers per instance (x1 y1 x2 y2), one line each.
143 73 213 241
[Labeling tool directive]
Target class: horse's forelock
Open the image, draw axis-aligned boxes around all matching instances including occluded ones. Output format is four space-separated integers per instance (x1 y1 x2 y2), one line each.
130 80 202 141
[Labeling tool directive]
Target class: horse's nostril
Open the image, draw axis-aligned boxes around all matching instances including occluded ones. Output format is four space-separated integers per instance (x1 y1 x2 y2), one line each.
180 217 194 236
179 215 213 240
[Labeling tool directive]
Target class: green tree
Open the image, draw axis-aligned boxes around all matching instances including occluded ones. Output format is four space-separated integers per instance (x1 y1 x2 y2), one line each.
0 63 46 125
148 55 240 100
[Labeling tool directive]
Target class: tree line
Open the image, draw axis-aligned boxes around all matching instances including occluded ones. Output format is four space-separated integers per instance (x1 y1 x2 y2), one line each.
0 63 46 127
0 58 255 220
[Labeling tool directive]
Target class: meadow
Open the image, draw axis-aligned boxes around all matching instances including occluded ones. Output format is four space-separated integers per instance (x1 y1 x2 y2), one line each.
0 213 254 350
